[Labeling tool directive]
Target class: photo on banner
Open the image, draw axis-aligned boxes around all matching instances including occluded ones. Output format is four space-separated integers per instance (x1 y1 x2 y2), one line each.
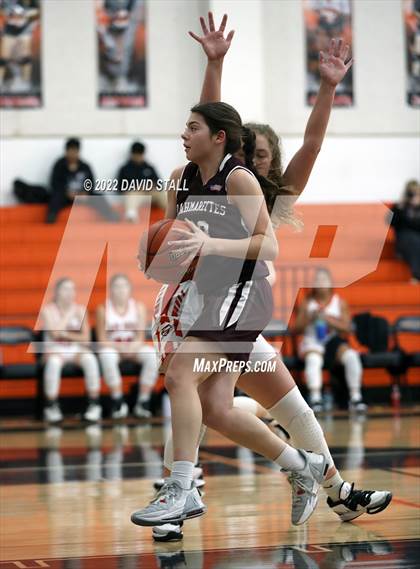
403 0 420 107
96 0 147 108
303 0 353 106
0 0 42 109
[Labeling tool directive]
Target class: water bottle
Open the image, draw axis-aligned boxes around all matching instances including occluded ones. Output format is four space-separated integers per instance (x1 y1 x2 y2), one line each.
315 318 328 342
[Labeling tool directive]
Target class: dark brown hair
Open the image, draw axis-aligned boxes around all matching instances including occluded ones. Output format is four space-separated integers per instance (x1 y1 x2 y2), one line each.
190 102 242 155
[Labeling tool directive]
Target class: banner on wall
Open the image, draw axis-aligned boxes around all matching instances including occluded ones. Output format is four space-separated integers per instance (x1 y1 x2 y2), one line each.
303 0 354 106
0 0 42 109
97 0 147 108
403 0 420 107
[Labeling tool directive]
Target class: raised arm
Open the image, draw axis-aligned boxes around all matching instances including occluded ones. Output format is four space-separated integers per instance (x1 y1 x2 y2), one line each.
283 38 353 196
189 12 234 103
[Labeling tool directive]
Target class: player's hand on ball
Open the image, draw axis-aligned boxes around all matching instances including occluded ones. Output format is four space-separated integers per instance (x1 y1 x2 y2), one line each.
168 218 214 267
189 12 234 61
319 38 353 87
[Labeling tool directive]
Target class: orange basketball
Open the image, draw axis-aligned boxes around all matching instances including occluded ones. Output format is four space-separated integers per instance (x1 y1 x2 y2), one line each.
139 219 199 283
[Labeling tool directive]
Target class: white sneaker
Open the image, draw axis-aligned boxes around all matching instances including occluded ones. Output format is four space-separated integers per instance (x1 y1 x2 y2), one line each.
133 401 152 419
327 481 392 522
152 521 183 542
287 449 329 525
83 402 102 422
43 402 63 424
131 478 206 526
111 400 129 420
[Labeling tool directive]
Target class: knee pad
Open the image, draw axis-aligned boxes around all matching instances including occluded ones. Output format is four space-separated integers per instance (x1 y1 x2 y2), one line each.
288 409 334 466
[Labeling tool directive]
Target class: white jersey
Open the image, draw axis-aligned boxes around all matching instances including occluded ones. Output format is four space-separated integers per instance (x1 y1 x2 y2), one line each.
152 280 277 368
105 298 139 343
300 293 342 355
43 302 85 359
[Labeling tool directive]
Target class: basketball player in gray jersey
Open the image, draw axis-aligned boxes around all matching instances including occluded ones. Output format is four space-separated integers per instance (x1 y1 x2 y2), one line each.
131 100 331 527
131 13 391 537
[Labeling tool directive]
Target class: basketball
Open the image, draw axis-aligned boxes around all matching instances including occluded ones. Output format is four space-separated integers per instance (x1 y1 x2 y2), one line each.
139 218 199 283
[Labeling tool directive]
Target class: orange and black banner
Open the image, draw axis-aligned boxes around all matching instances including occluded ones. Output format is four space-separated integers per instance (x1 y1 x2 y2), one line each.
0 0 42 109
303 0 354 107
403 0 420 107
96 0 147 109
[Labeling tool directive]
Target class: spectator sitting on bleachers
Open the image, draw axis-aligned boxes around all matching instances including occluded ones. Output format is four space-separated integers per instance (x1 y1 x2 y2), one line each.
96 273 159 419
117 141 165 222
40 278 102 423
46 137 119 223
294 268 367 413
391 179 420 284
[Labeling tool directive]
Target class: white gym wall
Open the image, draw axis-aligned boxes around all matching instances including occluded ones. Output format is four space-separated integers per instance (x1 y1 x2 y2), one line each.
1 0 419 205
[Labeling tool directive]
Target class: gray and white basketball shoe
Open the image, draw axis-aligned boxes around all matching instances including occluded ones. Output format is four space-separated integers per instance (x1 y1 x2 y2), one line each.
287 449 329 525
131 478 206 526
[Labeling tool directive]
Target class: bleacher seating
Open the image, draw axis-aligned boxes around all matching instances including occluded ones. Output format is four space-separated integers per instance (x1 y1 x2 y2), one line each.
0 202 419 415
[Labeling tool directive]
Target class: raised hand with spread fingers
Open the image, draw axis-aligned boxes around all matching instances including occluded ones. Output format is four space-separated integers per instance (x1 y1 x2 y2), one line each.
189 12 234 61
319 38 353 87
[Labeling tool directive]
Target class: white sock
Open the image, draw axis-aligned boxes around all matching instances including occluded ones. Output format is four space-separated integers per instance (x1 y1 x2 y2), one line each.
340 349 363 401
322 472 351 502
171 461 194 490
274 445 305 471
268 386 335 470
322 471 348 501
304 352 323 401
